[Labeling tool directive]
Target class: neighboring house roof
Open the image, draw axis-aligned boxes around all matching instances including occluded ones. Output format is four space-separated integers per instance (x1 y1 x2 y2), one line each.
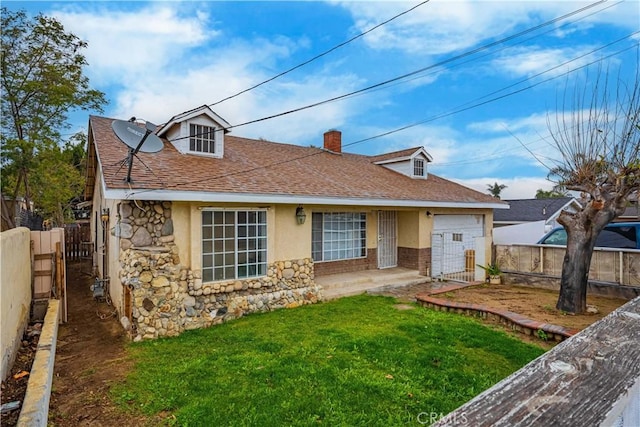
493 197 579 223
616 205 640 221
87 115 506 208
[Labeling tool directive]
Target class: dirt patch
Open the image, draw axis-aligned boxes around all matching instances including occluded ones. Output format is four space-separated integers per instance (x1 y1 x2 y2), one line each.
393 303 416 311
45 262 159 426
433 284 628 331
1 325 41 425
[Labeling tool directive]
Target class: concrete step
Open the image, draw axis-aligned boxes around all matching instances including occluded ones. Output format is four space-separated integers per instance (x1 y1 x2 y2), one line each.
317 268 430 300
319 271 422 290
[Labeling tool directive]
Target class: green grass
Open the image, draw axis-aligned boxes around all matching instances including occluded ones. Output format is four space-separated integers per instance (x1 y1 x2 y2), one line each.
112 295 545 426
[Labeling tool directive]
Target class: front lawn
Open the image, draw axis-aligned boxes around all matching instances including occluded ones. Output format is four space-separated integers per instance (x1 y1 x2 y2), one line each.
113 295 545 426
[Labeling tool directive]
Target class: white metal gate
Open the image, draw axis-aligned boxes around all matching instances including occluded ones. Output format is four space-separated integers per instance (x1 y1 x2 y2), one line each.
432 215 484 282
378 211 397 269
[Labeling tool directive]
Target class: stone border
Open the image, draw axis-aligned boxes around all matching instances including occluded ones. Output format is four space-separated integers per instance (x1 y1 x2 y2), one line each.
17 299 60 427
416 284 578 342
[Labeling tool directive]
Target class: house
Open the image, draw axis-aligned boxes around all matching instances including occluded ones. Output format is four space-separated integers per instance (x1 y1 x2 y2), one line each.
84 105 506 340
493 197 581 244
615 191 639 222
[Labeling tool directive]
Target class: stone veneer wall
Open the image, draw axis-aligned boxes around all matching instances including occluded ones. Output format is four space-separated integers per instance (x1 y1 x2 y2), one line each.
117 200 322 341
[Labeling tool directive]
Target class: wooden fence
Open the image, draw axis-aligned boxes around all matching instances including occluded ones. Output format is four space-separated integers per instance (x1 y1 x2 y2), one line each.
31 228 67 322
495 244 640 288
494 244 640 300
64 222 92 261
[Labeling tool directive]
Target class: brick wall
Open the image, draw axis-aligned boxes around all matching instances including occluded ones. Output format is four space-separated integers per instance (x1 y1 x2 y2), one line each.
420 247 431 276
398 247 431 276
314 249 377 276
314 247 433 277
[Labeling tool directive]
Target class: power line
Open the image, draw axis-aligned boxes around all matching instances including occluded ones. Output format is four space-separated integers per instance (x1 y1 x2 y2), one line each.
124 4 636 197
159 41 636 190
208 0 431 107
343 33 639 150
168 0 609 143
343 44 638 171
334 0 622 103
222 0 608 131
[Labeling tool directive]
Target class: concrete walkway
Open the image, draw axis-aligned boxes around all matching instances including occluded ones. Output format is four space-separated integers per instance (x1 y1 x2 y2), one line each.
316 267 434 300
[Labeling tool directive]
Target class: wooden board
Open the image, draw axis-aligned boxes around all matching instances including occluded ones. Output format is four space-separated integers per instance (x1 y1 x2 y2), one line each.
434 297 640 426
30 229 67 323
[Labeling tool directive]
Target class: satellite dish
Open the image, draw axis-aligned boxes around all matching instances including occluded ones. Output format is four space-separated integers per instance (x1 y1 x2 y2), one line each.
111 120 163 153
111 119 164 183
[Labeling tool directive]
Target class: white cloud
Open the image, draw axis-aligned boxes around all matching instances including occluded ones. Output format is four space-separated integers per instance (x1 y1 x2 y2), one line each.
492 45 600 78
108 53 366 145
340 1 526 55
466 112 550 134
353 123 460 161
53 4 215 86
337 1 639 57
39 0 636 187
227 70 367 144
50 3 370 144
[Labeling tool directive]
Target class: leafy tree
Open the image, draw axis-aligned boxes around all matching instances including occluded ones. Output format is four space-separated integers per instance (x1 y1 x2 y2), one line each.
546 63 639 314
1 8 105 227
535 187 569 199
32 134 87 225
486 182 507 199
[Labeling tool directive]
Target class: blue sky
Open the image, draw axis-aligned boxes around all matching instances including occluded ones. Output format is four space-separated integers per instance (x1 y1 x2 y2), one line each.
5 1 639 198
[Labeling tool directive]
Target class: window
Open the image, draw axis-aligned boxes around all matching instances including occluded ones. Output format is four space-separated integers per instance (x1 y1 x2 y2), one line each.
312 212 366 261
202 210 267 282
190 124 216 154
452 233 463 242
540 229 567 245
596 226 637 249
413 158 425 177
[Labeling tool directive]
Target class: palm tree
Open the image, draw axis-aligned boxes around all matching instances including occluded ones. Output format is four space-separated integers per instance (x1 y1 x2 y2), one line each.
487 182 507 199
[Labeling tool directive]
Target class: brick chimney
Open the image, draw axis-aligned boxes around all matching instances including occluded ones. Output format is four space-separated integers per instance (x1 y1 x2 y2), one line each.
323 130 342 153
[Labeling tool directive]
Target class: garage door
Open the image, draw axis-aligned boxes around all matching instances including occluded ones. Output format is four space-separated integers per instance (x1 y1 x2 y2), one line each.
432 214 484 281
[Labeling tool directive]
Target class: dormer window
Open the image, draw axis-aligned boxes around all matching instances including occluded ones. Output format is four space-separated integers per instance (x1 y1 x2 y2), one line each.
157 106 230 159
413 158 425 177
373 147 432 179
190 124 216 154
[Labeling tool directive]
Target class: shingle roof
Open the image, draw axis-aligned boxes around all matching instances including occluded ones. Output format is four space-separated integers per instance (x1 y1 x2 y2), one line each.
89 115 503 206
369 147 424 163
494 197 576 222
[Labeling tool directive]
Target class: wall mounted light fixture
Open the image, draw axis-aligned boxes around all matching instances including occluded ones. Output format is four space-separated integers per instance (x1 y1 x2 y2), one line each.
295 205 307 225
101 208 110 223
426 211 433 217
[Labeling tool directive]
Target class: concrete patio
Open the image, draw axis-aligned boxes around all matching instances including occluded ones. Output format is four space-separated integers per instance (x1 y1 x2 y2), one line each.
316 267 433 300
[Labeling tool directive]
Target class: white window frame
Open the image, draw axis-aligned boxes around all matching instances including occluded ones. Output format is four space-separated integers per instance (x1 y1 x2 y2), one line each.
312 212 367 262
189 123 216 154
201 209 267 282
413 158 425 177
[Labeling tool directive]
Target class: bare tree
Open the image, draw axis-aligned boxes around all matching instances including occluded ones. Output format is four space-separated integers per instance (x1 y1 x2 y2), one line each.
547 63 639 314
